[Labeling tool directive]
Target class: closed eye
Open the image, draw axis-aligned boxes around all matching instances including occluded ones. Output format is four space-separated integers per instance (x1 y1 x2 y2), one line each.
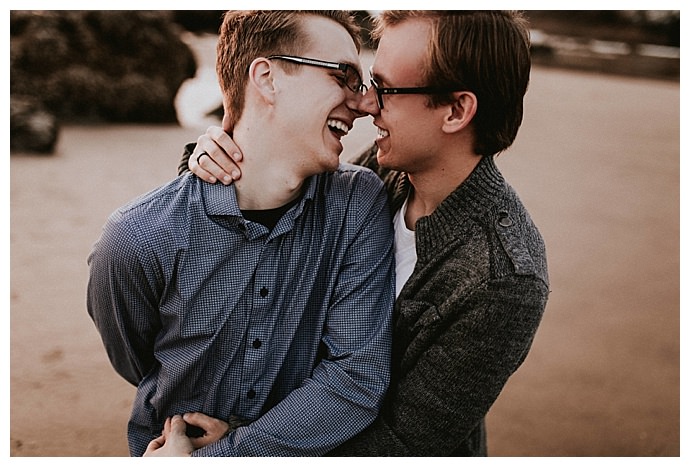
333 72 348 88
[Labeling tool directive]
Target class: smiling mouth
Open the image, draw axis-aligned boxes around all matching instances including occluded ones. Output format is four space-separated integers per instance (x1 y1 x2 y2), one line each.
376 126 389 139
327 119 351 138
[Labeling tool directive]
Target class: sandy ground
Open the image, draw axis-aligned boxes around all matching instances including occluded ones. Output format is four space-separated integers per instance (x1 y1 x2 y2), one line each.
9 36 680 457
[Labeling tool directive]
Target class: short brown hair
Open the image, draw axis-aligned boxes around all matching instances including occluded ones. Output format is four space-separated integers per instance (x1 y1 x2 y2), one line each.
374 11 531 156
216 10 361 128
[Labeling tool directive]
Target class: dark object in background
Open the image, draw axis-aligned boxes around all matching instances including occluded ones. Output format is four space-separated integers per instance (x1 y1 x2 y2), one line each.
10 11 198 153
171 10 225 34
527 10 679 47
11 10 196 124
10 96 59 154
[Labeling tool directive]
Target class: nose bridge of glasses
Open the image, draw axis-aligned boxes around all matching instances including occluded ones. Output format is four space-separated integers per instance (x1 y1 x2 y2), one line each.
342 64 366 95
367 76 384 109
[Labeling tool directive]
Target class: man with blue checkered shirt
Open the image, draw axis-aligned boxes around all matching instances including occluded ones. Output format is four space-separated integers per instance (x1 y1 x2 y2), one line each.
86 11 394 457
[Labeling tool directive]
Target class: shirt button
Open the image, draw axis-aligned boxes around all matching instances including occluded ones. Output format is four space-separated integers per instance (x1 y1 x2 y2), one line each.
252 339 262 349
247 389 256 399
260 287 269 297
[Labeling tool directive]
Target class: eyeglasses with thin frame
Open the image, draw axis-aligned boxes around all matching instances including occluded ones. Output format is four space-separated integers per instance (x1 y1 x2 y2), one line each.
369 66 464 109
267 55 368 95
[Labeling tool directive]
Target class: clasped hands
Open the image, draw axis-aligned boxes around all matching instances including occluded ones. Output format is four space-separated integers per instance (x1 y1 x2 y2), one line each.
143 412 237 457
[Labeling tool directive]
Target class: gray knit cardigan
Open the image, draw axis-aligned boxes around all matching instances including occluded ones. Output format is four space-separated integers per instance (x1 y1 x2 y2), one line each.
329 146 549 456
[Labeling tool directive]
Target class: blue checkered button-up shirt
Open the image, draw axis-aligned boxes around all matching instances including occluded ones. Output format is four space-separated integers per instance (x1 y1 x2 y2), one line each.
87 164 395 456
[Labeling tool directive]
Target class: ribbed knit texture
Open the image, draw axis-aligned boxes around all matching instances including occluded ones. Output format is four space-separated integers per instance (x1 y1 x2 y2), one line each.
330 146 549 456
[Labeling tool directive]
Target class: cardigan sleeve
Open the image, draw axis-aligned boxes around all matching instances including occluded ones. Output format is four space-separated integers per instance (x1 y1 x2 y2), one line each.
177 142 195 176
330 273 548 456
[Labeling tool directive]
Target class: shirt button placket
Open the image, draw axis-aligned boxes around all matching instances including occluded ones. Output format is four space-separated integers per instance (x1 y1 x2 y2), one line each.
242 250 275 412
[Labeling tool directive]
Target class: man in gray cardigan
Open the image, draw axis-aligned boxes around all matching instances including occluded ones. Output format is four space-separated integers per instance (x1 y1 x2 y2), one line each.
179 10 549 456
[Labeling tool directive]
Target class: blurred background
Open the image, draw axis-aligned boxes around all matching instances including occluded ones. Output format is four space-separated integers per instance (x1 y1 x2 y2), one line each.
10 10 680 151
9 10 680 457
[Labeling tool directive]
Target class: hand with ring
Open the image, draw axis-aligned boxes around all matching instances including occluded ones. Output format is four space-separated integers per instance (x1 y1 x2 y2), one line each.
189 126 244 185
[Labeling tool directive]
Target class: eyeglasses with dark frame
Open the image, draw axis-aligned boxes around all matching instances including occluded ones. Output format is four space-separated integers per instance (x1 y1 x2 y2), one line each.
369 66 464 109
267 55 368 95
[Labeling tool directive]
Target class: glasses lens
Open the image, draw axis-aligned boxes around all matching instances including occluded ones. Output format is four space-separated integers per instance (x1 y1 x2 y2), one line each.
344 65 364 94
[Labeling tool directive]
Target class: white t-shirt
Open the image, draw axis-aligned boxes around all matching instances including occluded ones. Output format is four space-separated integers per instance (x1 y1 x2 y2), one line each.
393 197 417 297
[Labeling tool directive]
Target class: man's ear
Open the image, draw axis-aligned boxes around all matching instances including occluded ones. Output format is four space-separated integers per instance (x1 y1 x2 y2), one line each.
442 91 477 134
222 112 232 133
247 57 276 103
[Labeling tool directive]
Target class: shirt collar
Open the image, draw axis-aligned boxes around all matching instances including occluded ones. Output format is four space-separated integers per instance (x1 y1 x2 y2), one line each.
413 155 506 262
200 173 320 218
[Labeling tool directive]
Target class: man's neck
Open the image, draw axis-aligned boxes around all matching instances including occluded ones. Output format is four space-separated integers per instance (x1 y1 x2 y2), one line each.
404 152 481 229
232 129 306 211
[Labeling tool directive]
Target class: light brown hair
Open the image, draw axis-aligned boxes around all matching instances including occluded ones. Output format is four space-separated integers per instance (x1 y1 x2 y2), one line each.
374 11 531 156
216 10 361 128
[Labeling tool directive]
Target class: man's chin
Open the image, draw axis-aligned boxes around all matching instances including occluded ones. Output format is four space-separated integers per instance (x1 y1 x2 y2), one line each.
317 151 341 173
326 157 341 172
376 148 395 170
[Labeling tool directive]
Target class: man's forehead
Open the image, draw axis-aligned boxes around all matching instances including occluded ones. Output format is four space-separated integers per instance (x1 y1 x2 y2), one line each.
373 20 429 82
300 15 360 66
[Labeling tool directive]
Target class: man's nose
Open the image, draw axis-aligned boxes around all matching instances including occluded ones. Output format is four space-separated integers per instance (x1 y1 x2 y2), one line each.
346 89 370 119
354 86 379 117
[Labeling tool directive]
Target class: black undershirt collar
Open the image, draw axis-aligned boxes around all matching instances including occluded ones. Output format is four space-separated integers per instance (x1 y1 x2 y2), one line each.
241 196 301 231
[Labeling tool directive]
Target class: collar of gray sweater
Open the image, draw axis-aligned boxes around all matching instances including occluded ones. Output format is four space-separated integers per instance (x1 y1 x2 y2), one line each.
392 155 506 264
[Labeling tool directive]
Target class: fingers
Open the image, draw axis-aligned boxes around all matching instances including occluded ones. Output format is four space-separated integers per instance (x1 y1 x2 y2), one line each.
210 127 243 164
161 415 187 439
162 415 172 437
183 412 229 432
210 131 243 181
188 127 243 185
145 434 166 454
189 136 220 184
183 411 214 429
153 413 236 451
169 414 188 436
148 416 194 457
183 412 231 449
198 150 239 186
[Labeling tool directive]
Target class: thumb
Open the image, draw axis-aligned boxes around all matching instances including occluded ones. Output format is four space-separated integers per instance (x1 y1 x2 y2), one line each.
146 434 166 451
169 414 188 436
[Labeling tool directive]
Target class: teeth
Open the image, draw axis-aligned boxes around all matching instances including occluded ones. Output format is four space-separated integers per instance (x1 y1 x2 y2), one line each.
327 119 350 135
377 126 389 139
